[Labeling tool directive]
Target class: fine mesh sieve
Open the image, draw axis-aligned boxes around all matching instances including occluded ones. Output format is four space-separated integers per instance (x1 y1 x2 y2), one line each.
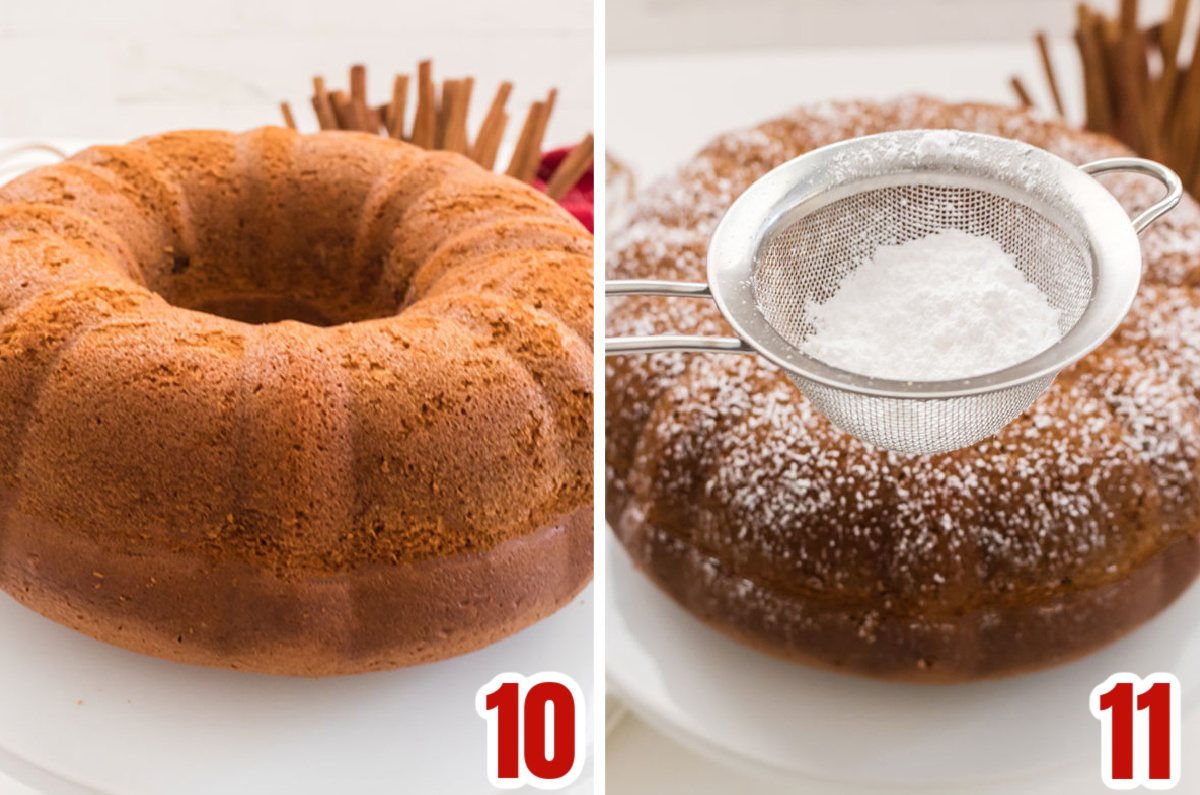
606 130 1183 455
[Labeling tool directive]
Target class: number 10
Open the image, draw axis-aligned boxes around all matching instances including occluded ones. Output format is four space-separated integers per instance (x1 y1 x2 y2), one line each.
476 672 587 790
1090 673 1181 790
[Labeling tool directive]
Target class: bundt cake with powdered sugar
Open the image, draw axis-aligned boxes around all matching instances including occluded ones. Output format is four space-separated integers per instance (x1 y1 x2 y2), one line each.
0 127 593 676
606 97 1200 682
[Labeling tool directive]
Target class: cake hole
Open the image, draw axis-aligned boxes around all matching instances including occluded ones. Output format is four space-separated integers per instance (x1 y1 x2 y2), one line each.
192 295 339 327
143 233 404 325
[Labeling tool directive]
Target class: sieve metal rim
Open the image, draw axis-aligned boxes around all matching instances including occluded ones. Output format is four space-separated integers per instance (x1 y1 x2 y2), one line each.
704 130 1175 400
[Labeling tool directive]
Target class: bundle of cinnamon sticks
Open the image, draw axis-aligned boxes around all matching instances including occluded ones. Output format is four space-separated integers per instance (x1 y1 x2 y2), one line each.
282 61 593 199
1020 0 1200 194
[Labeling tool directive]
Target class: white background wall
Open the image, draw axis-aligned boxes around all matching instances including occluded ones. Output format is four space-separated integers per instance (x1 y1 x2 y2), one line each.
0 0 593 148
608 0 1178 54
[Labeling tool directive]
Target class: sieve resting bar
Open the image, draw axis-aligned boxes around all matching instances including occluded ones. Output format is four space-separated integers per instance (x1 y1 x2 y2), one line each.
1080 157 1182 234
606 335 753 355
605 279 712 298
605 279 754 355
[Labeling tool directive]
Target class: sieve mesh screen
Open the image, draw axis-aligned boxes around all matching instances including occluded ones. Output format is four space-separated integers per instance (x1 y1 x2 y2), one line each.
754 184 1093 346
751 183 1093 454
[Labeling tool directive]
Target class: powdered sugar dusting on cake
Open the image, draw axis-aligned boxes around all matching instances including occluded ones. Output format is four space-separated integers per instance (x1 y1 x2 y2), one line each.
606 98 1200 616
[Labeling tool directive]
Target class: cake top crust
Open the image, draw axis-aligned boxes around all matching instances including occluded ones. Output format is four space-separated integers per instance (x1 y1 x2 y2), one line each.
0 128 594 575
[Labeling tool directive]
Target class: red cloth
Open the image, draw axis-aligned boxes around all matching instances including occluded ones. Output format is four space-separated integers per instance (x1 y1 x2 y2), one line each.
533 146 594 233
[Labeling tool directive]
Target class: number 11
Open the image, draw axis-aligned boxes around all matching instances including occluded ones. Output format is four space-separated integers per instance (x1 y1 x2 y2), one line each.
1090 673 1181 790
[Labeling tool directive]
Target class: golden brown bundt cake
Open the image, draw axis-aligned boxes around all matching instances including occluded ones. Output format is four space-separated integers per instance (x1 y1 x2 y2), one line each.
606 97 1200 682
0 127 593 676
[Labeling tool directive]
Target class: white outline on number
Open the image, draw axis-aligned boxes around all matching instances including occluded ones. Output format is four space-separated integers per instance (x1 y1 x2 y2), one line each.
1089 672 1182 790
476 671 587 790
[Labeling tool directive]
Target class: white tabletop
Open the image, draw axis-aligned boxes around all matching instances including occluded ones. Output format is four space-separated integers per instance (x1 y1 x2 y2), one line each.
606 40 1200 795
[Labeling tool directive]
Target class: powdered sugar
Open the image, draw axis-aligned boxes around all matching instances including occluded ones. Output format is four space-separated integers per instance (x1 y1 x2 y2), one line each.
801 230 1062 380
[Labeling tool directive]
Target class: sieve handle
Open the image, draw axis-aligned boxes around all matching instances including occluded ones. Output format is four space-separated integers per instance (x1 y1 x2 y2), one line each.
604 280 754 356
1080 157 1183 234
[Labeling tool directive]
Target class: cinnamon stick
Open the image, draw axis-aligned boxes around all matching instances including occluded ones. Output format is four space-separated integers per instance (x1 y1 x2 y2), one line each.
330 90 353 130
281 101 298 130
365 106 382 133
470 81 513 164
545 133 594 200
1035 31 1066 116
435 79 458 149
506 101 545 180
312 77 338 130
342 66 368 131
1097 15 1124 127
1119 0 1139 31
389 75 410 140
1170 12 1200 176
412 60 437 149
527 89 558 176
475 112 509 171
1074 29 1096 127
1188 137 1200 195
443 77 474 154
351 100 371 131
1011 76 1035 108
1075 5 1114 133
1132 27 1162 154
1112 26 1158 158
350 64 367 106
508 92 559 183
510 88 557 182
1160 0 1190 129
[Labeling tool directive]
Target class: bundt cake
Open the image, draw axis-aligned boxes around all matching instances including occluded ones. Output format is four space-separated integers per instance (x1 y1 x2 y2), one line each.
0 127 593 676
606 97 1200 682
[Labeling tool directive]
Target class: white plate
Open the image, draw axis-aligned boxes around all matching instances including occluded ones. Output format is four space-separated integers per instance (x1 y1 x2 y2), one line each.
0 583 593 795
606 528 1200 787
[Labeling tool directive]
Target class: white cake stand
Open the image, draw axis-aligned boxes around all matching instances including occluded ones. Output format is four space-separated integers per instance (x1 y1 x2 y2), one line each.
606 529 1199 787
0 583 593 795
